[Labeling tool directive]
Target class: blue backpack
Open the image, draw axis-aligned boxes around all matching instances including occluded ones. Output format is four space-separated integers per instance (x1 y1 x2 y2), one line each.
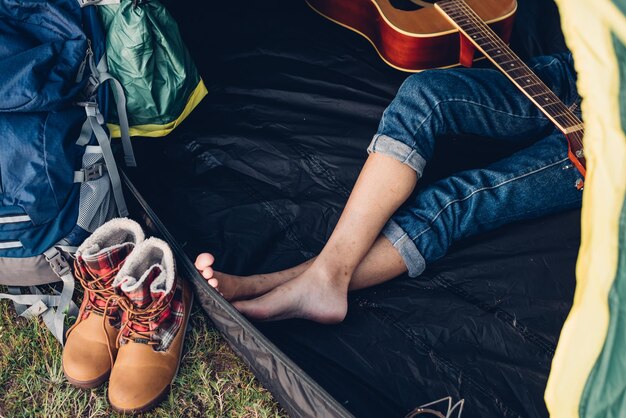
0 0 135 343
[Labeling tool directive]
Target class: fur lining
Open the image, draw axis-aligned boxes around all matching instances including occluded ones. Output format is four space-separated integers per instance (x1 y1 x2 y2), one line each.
113 237 176 295
77 218 145 260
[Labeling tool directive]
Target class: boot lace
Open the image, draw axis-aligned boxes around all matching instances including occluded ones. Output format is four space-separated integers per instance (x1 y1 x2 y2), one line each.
101 292 173 368
65 260 121 338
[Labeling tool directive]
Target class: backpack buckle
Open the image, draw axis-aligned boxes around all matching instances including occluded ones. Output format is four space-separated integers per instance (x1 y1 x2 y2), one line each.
45 251 71 278
77 101 105 125
74 163 106 183
84 163 106 181
77 101 98 111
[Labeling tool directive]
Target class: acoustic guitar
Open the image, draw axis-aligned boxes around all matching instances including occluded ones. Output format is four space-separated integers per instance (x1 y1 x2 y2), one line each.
306 0 517 71
306 0 586 179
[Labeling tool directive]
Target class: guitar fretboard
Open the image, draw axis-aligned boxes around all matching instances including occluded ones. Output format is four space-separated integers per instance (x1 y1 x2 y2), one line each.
435 0 583 135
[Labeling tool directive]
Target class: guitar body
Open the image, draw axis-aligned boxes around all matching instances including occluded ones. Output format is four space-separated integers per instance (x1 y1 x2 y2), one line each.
306 0 517 71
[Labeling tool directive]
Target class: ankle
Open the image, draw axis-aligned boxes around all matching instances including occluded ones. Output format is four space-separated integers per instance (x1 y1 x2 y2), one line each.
311 259 353 288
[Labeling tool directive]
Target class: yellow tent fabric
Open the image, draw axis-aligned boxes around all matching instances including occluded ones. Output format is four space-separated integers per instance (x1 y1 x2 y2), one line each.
546 0 626 416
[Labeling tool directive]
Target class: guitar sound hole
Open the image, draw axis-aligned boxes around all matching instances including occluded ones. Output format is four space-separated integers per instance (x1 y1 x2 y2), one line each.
390 0 436 11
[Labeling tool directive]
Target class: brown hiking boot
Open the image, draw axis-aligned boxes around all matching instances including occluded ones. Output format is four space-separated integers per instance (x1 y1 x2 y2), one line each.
62 218 145 389
108 237 193 413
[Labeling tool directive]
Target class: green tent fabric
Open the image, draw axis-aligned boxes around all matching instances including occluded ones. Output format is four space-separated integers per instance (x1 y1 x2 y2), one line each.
546 0 626 416
576 34 626 418
99 0 207 138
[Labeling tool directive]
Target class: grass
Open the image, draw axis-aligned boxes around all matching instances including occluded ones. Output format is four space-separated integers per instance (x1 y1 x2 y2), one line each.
0 292 285 417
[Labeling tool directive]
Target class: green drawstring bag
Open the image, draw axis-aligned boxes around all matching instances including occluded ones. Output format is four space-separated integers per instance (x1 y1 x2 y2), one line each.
98 0 207 138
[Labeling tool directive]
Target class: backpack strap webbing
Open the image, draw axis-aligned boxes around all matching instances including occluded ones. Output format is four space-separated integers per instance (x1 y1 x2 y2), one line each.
82 102 129 218
0 247 79 345
94 56 137 167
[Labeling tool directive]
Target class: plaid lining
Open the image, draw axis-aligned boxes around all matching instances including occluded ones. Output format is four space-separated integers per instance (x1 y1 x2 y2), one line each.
75 243 134 320
119 266 185 351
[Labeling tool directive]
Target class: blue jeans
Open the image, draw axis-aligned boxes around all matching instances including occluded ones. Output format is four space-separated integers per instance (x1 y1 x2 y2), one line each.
367 53 584 277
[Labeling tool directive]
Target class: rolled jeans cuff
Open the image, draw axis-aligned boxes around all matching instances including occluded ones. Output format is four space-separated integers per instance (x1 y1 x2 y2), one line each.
381 219 426 278
367 134 427 177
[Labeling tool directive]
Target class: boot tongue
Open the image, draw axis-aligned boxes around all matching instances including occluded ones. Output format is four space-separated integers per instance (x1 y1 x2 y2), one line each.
76 243 135 313
79 242 135 281
119 265 174 342
121 265 165 309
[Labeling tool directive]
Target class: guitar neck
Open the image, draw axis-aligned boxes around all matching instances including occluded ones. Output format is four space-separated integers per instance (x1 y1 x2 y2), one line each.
434 0 583 135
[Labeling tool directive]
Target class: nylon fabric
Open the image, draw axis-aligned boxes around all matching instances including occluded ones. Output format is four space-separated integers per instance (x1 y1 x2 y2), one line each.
107 79 208 138
0 255 61 286
126 1 579 416
545 1 626 417
0 0 87 111
0 0 123 345
96 57 137 167
98 0 206 137
0 0 112 257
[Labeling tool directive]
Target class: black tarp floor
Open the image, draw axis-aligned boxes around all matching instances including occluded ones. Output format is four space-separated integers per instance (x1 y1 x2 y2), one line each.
126 1 580 416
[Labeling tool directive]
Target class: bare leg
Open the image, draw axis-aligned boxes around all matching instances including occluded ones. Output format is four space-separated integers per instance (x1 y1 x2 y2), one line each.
195 235 407 301
195 56 581 323
195 253 314 301
198 153 417 323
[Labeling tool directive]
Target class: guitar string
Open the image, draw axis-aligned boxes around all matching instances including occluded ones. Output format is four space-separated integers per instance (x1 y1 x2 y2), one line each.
448 0 567 105
438 0 585 157
449 1 586 155
443 2 549 94
451 0 584 130
443 0 584 134
449 0 585 154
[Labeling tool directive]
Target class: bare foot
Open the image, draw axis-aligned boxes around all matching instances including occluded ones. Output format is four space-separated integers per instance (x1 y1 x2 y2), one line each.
195 253 247 300
194 253 312 301
232 265 349 324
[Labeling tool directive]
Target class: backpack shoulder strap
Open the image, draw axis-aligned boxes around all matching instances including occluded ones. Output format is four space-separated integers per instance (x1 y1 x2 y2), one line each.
94 55 136 167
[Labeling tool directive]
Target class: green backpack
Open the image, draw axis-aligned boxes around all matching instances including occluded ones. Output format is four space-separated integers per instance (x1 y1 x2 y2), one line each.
98 0 207 138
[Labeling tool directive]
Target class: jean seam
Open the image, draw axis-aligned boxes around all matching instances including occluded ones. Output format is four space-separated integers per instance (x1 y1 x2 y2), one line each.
408 98 549 148
423 99 549 133
408 157 570 241
370 135 377 149
480 197 582 226
403 150 415 165
392 232 408 246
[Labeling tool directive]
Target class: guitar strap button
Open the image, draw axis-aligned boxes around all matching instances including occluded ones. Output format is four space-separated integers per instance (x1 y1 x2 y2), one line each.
575 179 584 190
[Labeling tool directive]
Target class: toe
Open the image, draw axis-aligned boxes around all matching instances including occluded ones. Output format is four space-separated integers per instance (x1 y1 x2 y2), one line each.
207 278 219 288
201 267 214 280
195 253 215 270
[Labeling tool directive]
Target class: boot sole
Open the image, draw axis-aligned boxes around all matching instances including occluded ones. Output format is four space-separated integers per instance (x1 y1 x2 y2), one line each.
109 293 194 414
63 368 110 389
111 384 171 415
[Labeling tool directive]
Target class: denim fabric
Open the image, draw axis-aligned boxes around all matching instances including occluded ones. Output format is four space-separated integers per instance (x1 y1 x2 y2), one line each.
368 53 584 277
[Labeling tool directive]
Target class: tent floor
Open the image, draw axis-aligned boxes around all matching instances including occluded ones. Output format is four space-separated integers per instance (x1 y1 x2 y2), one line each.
127 1 578 416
